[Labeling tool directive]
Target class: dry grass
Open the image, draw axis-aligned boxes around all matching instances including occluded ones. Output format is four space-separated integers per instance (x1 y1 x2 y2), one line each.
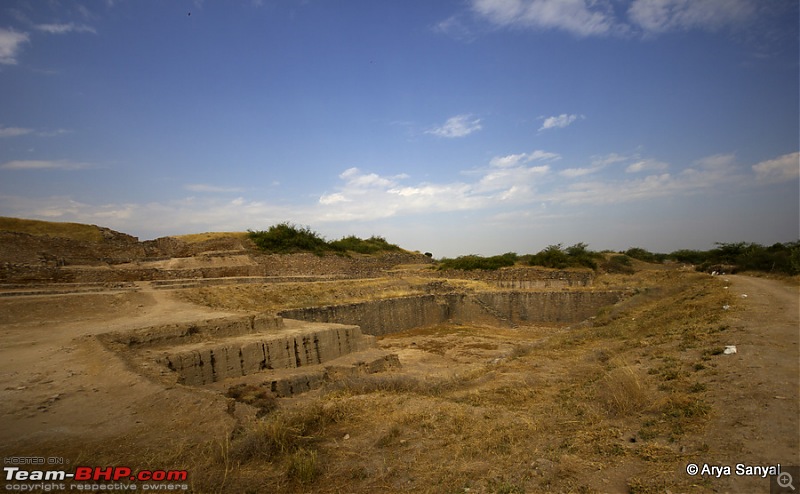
60 267 739 493
0 216 107 242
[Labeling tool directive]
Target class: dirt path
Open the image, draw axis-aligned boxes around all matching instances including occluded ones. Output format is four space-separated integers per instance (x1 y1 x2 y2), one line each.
700 275 800 492
0 285 240 452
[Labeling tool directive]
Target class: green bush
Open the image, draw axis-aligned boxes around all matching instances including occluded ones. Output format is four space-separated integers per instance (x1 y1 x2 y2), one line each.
438 252 518 271
667 241 800 275
668 249 710 265
604 255 635 274
624 247 664 264
248 223 330 254
528 243 603 270
248 224 403 256
329 235 401 254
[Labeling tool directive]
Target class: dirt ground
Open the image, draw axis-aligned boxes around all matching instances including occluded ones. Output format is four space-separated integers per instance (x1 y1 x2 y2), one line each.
0 271 798 493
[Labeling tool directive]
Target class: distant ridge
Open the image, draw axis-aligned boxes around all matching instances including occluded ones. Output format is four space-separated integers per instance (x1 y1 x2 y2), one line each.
0 216 128 243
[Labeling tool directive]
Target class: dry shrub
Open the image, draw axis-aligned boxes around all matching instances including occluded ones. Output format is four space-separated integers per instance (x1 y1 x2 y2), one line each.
287 448 319 484
229 415 298 462
595 363 653 417
230 399 351 463
226 384 278 417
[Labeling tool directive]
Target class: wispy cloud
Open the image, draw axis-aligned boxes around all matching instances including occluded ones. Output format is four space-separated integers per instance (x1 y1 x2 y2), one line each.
489 150 560 168
0 160 92 171
0 127 34 137
471 0 619 37
627 0 756 35
184 183 245 193
35 23 97 35
539 113 584 131
426 114 482 138
433 15 477 42
468 0 757 38
0 28 29 65
625 159 669 173
0 126 70 137
560 152 631 178
752 152 800 184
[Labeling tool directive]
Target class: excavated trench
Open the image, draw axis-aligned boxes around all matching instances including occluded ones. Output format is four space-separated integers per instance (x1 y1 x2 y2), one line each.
99 289 624 400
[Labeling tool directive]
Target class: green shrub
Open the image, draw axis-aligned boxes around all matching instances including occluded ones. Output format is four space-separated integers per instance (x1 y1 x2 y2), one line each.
625 247 664 263
248 223 330 254
438 252 518 271
668 241 800 275
248 224 402 256
604 255 635 274
329 235 401 254
528 243 603 270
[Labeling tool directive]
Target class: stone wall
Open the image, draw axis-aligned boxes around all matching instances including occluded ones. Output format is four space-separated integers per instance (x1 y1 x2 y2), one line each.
413 267 594 288
279 290 624 335
445 291 623 327
279 295 449 336
99 313 379 387
160 324 373 386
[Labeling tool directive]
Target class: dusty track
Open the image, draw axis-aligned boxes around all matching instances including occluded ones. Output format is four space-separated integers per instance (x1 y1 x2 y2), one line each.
0 284 239 451
700 275 800 492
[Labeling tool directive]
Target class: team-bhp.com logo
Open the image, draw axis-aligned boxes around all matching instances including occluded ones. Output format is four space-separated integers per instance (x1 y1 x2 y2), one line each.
5 466 189 490
5 466 187 482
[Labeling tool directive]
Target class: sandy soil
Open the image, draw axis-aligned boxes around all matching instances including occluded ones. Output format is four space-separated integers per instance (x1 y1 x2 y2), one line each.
0 284 240 453
699 275 800 492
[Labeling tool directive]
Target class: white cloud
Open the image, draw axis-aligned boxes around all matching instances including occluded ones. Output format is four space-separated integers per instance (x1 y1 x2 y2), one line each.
752 152 800 184
0 127 70 137
591 153 630 167
0 28 29 65
539 113 584 131
0 193 298 239
0 127 33 137
433 15 476 42
476 164 549 194
694 153 736 170
489 150 559 168
319 192 350 205
628 0 756 34
469 0 757 38
471 0 618 37
625 159 669 173
35 23 96 35
0 160 92 170
559 167 597 178
184 183 244 193
426 114 482 138
560 152 631 178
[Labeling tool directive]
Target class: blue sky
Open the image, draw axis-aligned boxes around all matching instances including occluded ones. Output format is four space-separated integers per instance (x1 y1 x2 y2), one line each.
1 0 798 257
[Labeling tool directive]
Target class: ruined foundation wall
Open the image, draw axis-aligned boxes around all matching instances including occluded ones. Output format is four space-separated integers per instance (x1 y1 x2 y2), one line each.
409 267 595 288
279 291 624 335
446 291 623 327
279 295 449 336
160 324 372 386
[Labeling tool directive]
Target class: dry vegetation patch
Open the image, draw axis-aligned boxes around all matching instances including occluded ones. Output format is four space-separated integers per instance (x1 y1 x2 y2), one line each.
0 216 108 242
7 267 778 494
163 270 744 493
